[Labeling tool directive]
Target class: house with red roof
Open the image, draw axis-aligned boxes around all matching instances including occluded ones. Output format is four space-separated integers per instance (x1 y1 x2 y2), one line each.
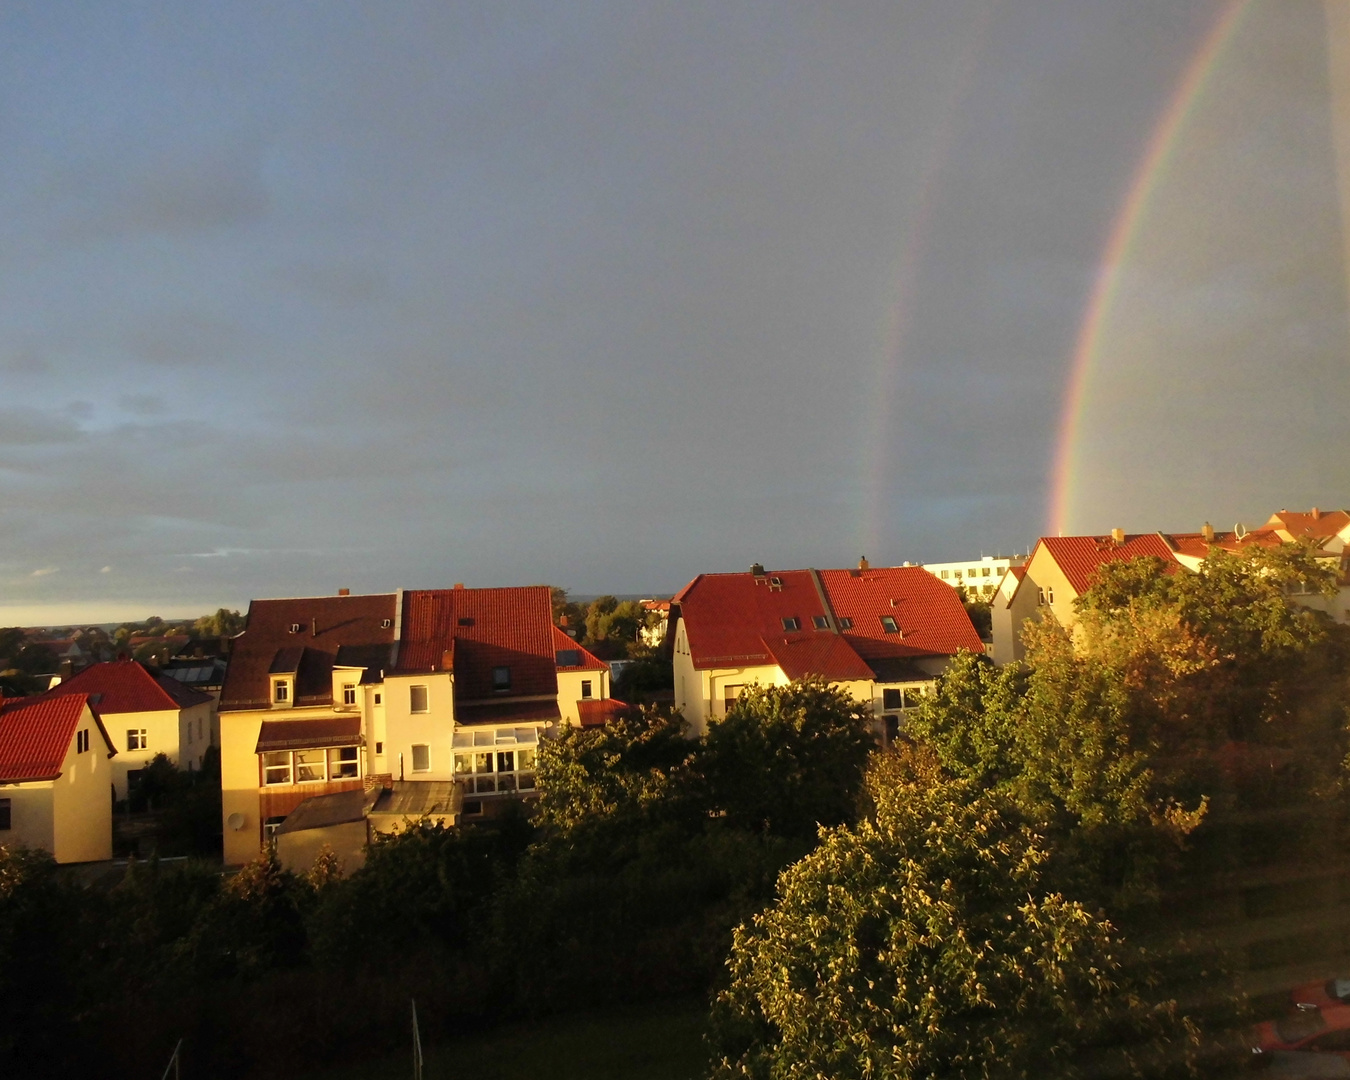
991 510 1350 665
0 692 115 862
991 530 1181 665
552 627 612 726
218 585 568 866
671 562 984 739
51 660 215 800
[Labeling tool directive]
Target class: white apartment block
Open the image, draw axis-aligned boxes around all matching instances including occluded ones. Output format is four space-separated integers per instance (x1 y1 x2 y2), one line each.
922 555 1026 600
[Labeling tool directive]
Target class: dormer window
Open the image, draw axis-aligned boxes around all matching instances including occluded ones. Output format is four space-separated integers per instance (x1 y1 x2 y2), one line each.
492 666 511 692
342 684 356 706
781 617 800 631
879 615 900 634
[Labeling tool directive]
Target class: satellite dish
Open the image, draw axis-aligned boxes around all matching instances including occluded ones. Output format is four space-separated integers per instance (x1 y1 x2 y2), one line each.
226 812 245 831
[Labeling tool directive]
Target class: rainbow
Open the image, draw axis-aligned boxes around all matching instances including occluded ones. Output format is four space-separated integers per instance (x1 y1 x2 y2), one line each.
1047 0 1254 536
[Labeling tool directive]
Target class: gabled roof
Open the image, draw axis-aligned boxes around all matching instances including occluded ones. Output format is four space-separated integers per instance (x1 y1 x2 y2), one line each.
1036 534 1180 595
675 566 981 681
397 586 557 701
0 693 113 783
818 566 984 660
577 698 633 727
220 594 397 711
1263 508 1350 542
552 627 609 672
51 660 212 714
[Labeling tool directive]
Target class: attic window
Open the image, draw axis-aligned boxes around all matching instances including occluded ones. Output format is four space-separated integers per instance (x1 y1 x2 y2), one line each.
768 576 783 590
781 617 801 631
556 649 582 668
812 615 830 630
838 617 853 630
879 615 900 634
458 617 474 627
492 666 512 692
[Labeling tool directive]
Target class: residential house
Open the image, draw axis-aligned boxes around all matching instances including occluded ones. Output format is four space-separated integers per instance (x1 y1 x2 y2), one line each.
639 600 671 646
990 530 1179 665
670 562 984 740
0 692 115 863
50 660 215 800
992 511 1350 666
553 627 612 726
218 585 561 866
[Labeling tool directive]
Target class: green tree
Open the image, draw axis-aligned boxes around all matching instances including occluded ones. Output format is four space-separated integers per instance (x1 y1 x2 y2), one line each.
711 750 1203 1080
192 608 245 638
698 679 876 839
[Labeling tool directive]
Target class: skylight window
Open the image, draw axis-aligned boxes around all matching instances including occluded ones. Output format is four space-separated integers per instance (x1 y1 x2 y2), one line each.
838 617 853 630
812 615 830 630
781 617 801 631
880 615 900 634
556 649 582 667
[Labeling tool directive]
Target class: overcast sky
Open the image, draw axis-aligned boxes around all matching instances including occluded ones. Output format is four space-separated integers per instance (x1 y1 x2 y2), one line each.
2 1 1347 622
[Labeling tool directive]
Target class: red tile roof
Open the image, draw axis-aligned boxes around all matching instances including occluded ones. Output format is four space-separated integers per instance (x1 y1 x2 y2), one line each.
1037 534 1181 595
577 698 633 727
818 567 985 659
397 587 557 701
1264 509 1350 541
0 693 112 783
675 566 981 681
221 594 397 710
552 626 609 671
51 660 212 714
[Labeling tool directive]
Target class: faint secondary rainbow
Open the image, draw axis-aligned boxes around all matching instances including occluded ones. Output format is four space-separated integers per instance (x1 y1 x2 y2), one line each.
1047 0 1253 537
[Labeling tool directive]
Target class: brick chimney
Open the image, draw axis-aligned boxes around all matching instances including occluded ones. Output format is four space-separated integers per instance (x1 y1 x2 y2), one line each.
338 588 350 596
1312 507 1321 520
1201 522 1214 542
858 556 870 571
1110 528 1125 543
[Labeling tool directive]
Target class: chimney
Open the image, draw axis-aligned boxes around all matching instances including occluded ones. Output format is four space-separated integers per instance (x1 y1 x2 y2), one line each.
1201 522 1214 542
338 588 350 596
858 556 869 571
1110 528 1125 543
558 614 569 628
1312 507 1321 520
751 563 765 577
453 582 464 590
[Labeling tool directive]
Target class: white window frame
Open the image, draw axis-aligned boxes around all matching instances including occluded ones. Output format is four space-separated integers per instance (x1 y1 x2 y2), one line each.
272 677 292 704
581 679 593 700
342 684 357 706
410 685 429 713
411 743 431 772
262 746 361 785
127 728 147 751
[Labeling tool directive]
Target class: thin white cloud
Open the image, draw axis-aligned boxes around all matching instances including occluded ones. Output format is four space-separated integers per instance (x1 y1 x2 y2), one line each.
30 566 59 577
99 566 112 573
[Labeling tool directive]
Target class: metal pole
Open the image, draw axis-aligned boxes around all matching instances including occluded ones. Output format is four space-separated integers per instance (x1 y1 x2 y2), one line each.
160 1038 182 1080
411 998 423 1080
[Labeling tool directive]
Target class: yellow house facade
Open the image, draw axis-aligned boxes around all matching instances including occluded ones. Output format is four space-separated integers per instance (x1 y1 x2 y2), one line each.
0 692 115 863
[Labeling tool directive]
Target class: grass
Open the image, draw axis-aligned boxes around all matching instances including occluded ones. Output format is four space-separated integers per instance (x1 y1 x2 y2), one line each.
297 997 711 1080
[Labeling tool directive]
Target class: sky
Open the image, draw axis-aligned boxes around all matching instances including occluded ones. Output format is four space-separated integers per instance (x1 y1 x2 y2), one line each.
1 1 1348 623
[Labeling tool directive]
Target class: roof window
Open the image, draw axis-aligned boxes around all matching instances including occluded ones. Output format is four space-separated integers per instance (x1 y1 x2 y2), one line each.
458 617 474 627
838 617 853 630
880 615 900 634
556 649 582 667
781 617 801 631
812 615 830 630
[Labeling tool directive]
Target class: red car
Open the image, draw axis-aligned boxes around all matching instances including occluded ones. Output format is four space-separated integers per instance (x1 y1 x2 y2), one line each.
1252 1004 1350 1057
1292 980 1350 1011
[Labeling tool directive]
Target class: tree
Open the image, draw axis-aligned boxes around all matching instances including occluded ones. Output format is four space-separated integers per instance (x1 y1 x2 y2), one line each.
698 679 876 839
192 608 244 638
711 749 1202 1080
